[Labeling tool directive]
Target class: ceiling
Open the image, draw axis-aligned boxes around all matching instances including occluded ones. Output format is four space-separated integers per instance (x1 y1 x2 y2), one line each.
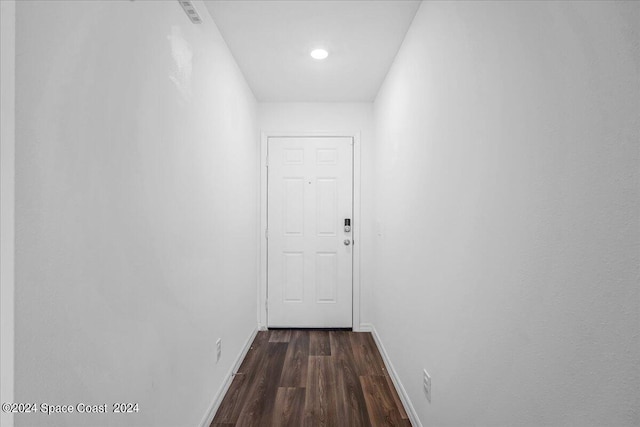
203 1 421 102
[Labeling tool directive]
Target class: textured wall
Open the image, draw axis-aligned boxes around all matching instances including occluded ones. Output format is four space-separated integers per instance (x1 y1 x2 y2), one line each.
373 1 639 426
14 1 258 426
1 2 16 427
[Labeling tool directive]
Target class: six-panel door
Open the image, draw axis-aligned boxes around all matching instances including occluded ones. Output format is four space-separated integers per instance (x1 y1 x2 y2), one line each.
267 137 353 328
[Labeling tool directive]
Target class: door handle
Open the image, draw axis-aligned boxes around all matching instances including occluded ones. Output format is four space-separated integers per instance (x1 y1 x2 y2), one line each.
344 239 351 246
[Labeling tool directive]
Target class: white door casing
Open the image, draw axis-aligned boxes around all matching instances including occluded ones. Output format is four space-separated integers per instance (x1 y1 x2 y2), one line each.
267 137 353 328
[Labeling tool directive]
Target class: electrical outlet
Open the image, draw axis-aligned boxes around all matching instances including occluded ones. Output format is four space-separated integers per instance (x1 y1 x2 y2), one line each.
216 339 222 363
423 369 431 402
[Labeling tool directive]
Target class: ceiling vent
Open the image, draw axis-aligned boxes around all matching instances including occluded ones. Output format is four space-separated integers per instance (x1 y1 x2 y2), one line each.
179 1 202 24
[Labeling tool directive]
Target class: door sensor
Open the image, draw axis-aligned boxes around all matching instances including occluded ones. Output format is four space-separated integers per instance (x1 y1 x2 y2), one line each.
178 1 202 24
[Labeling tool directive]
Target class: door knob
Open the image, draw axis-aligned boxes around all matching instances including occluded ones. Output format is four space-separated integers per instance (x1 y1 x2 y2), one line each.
344 239 351 246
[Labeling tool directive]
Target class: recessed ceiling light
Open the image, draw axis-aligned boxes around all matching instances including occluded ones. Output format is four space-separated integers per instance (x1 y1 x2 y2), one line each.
310 48 329 60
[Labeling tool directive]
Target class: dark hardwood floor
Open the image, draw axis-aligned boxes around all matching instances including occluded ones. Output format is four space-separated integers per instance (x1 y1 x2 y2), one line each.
211 330 410 427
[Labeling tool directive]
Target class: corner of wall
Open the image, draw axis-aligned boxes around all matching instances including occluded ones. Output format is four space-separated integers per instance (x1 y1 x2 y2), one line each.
369 325 422 427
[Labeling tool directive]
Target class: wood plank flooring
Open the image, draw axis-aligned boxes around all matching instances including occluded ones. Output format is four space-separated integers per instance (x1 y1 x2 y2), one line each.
211 330 410 427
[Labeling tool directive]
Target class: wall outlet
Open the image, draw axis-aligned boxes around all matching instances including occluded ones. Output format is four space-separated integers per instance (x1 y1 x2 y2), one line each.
216 338 222 363
423 369 431 402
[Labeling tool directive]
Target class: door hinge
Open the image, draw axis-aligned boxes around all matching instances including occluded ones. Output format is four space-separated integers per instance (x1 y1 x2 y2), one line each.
265 228 269 239
265 155 269 167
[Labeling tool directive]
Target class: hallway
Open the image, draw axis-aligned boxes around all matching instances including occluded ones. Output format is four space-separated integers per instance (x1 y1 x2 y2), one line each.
211 330 409 426
1 1 638 427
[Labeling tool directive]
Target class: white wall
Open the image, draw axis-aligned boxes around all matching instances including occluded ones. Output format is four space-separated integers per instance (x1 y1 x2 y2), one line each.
258 103 375 328
14 1 257 426
373 1 639 426
1 2 16 427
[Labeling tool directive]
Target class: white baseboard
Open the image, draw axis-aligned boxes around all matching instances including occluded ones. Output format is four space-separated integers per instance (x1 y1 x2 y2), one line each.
199 327 258 427
358 322 373 332
370 325 423 427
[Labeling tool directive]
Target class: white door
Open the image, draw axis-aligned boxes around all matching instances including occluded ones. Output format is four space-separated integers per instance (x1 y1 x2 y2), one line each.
267 137 353 328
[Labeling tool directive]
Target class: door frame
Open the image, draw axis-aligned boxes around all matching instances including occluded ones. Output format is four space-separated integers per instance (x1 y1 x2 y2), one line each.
258 131 362 331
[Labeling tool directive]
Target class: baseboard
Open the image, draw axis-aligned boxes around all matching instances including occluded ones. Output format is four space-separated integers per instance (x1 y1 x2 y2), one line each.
370 325 423 427
358 322 373 332
199 327 258 427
